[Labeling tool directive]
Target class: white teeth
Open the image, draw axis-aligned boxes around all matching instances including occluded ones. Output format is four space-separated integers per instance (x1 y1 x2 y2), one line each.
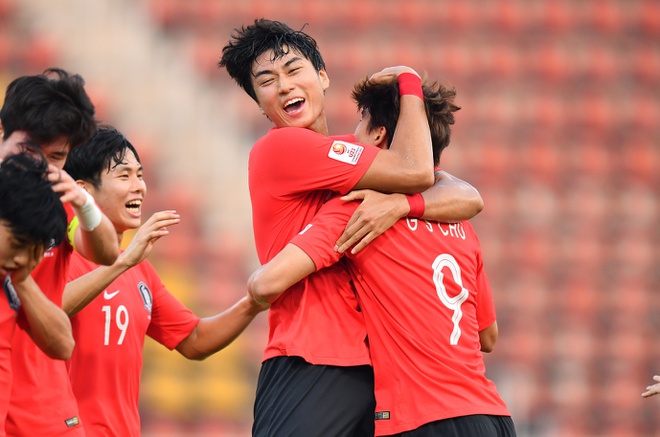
126 200 142 208
284 97 304 108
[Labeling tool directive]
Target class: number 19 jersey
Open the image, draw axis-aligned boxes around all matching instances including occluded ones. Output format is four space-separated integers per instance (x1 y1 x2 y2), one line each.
66 251 200 437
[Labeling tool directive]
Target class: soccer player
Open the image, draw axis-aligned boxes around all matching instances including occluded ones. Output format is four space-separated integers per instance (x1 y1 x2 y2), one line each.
0 153 75 436
62 126 267 436
248 78 516 436
0 68 120 436
220 19 483 436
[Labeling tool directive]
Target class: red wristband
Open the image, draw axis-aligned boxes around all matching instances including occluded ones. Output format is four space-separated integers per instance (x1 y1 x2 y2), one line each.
398 73 423 99
406 193 425 218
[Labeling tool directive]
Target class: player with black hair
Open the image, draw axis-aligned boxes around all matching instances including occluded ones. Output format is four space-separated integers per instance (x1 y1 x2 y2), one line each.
63 126 267 436
0 153 74 435
0 68 119 436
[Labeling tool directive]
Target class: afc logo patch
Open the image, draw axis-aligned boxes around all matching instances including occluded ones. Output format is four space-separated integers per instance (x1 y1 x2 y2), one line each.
137 281 153 313
328 140 363 165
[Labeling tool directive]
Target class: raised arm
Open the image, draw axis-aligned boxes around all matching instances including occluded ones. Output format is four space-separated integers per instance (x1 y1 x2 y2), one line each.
335 170 483 254
63 211 179 316
353 67 434 193
48 165 119 266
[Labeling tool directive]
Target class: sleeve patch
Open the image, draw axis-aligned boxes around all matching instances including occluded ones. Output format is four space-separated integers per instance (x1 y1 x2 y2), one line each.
328 140 364 165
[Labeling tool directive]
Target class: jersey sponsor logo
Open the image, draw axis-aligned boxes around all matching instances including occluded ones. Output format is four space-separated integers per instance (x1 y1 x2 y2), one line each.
328 140 363 165
3 276 21 312
138 281 153 313
64 416 80 428
103 289 121 300
375 411 391 420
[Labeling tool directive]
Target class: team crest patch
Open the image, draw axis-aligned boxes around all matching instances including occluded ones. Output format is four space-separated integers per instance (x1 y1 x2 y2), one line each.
328 140 363 165
137 281 153 313
375 411 391 420
3 277 21 311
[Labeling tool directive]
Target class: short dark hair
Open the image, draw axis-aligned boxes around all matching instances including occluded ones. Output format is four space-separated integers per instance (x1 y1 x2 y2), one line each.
0 152 67 248
64 125 140 189
219 19 326 102
0 68 97 150
352 79 460 166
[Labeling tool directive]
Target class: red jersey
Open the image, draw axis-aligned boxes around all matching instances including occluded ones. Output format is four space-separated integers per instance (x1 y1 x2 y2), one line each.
0 277 20 437
6 204 83 436
291 198 511 435
66 251 200 437
249 127 378 366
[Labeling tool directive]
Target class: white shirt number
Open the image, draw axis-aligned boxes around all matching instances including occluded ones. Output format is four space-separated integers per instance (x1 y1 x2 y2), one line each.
432 254 469 345
101 305 129 345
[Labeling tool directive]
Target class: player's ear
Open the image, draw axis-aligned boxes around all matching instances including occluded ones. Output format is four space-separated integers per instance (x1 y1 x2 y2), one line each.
374 126 388 150
319 69 330 92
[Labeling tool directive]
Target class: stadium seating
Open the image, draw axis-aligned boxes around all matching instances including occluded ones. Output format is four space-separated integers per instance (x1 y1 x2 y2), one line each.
3 0 657 434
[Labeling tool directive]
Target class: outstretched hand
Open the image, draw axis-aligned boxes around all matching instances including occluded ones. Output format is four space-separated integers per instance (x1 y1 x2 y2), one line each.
334 189 408 255
642 375 660 398
117 210 180 268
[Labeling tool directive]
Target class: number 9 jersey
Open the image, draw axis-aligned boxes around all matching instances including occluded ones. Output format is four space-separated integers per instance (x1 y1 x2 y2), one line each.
291 196 511 436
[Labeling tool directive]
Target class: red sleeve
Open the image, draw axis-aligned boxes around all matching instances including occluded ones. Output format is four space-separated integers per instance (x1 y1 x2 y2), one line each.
141 261 200 349
252 127 379 195
289 197 358 270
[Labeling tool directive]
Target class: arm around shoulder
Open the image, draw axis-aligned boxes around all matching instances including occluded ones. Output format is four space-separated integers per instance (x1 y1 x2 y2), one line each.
419 170 483 222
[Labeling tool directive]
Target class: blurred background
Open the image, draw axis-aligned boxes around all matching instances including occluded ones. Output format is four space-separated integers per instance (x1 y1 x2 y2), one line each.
1 0 658 435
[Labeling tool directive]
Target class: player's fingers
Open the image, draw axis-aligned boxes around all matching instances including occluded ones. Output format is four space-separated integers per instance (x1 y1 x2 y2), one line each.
341 190 367 202
349 232 378 254
336 226 370 254
335 212 365 250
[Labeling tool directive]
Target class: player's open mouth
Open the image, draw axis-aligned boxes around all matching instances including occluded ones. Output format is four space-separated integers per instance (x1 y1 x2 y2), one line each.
283 97 304 114
126 200 142 213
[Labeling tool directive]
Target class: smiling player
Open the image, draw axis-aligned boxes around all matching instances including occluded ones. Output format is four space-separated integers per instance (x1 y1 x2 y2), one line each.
62 126 267 436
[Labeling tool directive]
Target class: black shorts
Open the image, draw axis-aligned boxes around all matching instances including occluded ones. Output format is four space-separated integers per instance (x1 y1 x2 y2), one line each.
252 356 375 437
393 414 516 437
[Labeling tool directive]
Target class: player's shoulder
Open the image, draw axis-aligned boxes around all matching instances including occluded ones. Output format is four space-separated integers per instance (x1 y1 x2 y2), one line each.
261 126 327 143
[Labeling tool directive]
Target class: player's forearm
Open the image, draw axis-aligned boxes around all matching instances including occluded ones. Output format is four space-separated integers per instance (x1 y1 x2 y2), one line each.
418 171 483 222
15 276 74 360
248 244 316 305
63 261 131 316
74 215 120 266
385 92 434 191
176 297 264 360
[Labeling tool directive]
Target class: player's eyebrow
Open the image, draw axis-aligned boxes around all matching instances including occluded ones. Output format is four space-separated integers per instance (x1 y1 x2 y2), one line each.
111 162 142 173
253 56 303 79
